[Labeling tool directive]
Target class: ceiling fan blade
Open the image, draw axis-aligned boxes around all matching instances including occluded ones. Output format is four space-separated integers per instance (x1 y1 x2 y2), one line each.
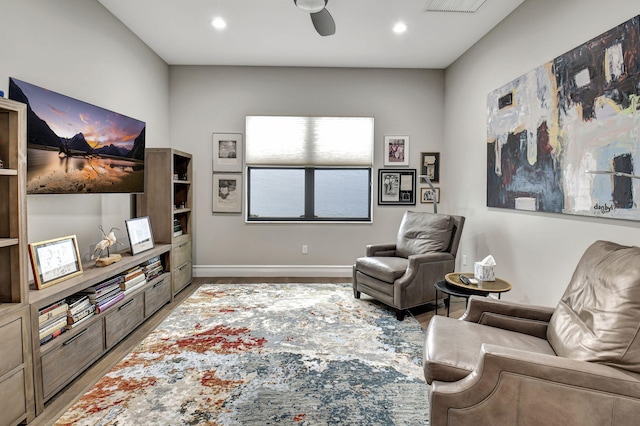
310 8 335 36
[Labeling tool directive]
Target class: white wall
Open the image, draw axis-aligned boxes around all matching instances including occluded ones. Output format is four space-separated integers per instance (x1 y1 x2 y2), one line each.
169 66 445 276
0 0 169 261
444 0 640 306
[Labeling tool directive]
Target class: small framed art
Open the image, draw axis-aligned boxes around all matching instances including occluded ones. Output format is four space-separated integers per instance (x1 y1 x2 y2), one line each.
378 169 416 205
420 152 440 183
213 173 243 213
420 187 440 204
29 235 83 289
213 133 243 172
125 216 155 256
384 135 410 166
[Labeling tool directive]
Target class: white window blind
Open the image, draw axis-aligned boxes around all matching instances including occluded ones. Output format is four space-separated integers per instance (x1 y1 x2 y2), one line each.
245 116 374 166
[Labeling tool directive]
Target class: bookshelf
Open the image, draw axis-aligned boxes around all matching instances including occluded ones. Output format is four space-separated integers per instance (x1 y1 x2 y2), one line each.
138 148 193 297
0 97 34 425
28 245 171 415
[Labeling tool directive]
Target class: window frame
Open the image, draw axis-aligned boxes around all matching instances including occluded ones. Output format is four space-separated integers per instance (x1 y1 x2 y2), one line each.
246 166 372 223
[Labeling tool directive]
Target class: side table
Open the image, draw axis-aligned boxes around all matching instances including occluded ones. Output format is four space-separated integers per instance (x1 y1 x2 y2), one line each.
434 273 512 317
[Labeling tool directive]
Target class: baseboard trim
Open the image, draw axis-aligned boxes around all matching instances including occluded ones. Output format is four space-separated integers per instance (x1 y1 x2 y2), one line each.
193 264 353 277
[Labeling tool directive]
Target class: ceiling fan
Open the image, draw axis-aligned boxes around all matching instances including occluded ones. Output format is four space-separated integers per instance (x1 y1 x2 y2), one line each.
293 0 336 36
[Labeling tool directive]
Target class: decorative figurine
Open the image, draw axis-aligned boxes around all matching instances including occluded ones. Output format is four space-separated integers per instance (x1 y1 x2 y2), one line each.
92 225 124 266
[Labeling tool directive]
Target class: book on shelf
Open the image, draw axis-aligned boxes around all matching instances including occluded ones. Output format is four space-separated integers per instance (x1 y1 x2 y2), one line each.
68 299 92 316
143 259 162 272
122 279 147 295
67 304 95 324
122 266 144 281
89 286 123 304
39 302 69 325
39 298 66 316
141 255 161 266
145 265 164 281
39 316 68 340
84 275 124 293
40 327 66 346
66 312 95 330
95 292 125 313
120 273 146 291
39 312 68 332
67 294 90 310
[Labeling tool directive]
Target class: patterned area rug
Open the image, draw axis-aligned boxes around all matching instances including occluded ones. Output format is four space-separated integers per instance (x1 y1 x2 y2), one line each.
56 283 429 425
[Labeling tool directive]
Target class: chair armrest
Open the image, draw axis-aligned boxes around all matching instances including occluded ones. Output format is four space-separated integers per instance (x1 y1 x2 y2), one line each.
460 296 555 339
395 252 454 287
365 243 397 257
430 344 640 426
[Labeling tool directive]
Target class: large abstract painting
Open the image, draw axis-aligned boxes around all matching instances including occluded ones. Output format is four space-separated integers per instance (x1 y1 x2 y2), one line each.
487 16 640 220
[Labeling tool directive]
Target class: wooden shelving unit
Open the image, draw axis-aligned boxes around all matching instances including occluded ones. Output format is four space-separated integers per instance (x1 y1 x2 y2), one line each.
138 149 193 297
0 97 34 426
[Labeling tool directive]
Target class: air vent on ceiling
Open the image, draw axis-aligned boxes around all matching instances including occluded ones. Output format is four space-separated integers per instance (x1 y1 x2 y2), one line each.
424 0 487 13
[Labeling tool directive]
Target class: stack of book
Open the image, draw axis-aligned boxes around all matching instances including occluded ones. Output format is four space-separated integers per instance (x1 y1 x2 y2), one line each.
83 276 124 313
39 298 68 345
66 294 95 330
173 219 183 237
142 255 164 281
120 265 147 295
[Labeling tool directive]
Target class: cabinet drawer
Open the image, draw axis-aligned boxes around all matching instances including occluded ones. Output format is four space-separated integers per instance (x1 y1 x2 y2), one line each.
104 294 144 349
0 369 26 426
145 275 171 317
41 320 104 400
173 261 192 294
172 238 191 268
0 316 23 377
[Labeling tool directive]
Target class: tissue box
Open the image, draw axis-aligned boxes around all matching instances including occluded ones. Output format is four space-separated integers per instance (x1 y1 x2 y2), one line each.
474 262 495 281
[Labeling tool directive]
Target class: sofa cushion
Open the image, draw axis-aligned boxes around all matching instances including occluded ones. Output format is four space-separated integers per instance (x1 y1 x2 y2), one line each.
355 256 409 283
424 316 555 384
547 240 640 373
396 211 454 258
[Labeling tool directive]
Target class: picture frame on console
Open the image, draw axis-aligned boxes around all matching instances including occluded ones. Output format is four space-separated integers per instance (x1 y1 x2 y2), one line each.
378 169 416 205
125 216 155 256
29 235 83 290
213 133 243 172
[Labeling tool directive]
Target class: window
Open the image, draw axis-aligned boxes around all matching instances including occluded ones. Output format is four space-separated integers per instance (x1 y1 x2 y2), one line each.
246 116 374 222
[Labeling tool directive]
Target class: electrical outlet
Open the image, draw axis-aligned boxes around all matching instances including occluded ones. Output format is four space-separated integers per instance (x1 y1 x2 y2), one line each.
302 244 308 254
462 254 467 266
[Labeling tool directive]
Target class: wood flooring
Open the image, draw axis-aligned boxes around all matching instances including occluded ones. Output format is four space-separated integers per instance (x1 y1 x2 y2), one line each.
33 277 465 425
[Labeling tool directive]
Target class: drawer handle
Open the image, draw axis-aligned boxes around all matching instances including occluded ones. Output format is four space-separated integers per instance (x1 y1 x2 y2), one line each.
118 299 135 311
153 279 165 288
178 242 188 248
63 329 88 346
179 264 188 271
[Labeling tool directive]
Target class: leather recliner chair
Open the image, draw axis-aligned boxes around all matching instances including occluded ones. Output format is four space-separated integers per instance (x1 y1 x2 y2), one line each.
353 211 465 320
423 240 640 425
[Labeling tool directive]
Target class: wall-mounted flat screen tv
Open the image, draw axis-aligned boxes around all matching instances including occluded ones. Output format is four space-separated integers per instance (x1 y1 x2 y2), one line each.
9 77 145 194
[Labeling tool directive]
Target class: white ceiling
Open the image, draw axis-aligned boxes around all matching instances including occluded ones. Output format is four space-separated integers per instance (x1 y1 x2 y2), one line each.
98 0 524 69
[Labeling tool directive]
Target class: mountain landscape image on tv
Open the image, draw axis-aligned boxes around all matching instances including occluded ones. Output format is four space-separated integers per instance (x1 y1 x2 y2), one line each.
9 78 145 194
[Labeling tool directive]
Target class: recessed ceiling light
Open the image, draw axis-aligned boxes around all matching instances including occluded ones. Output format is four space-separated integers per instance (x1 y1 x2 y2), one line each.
393 22 408 34
211 17 227 30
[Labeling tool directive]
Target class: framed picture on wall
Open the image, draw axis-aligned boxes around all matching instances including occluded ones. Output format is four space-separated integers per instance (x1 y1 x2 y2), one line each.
420 187 440 204
420 152 440 183
378 169 416 205
212 133 243 172
384 135 410 166
213 173 243 213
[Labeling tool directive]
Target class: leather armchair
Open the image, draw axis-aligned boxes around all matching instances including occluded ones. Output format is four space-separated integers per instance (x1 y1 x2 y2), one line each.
353 211 465 320
423 240 640 425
